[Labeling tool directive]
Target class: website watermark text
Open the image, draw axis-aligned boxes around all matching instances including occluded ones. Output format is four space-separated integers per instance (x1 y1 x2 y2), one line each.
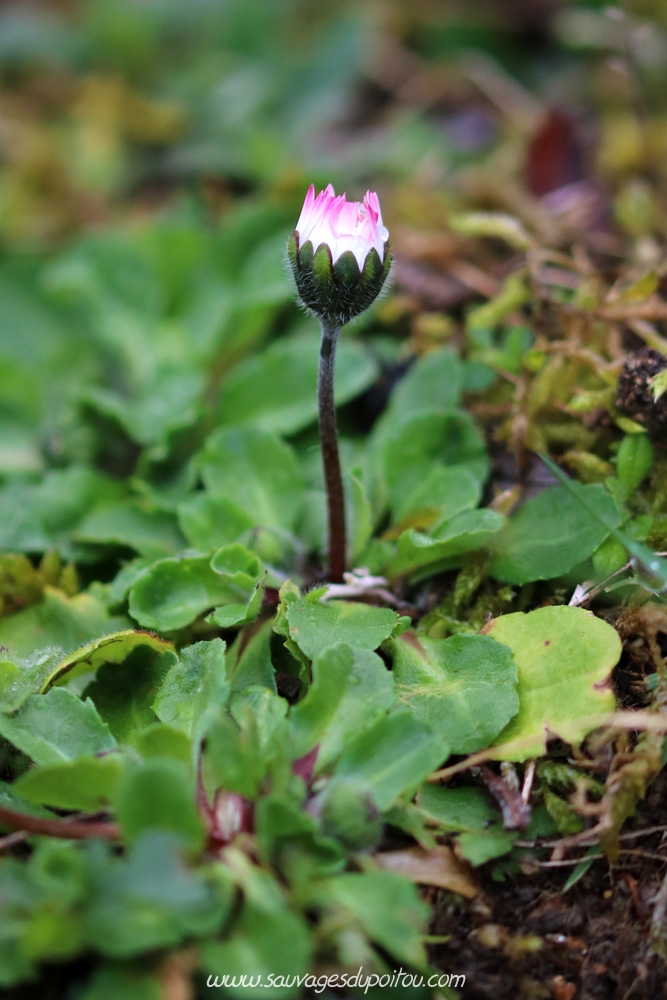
206 967 465 993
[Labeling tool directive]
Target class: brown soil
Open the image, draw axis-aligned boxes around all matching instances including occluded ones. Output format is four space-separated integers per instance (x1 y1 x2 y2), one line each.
429 770 667 1000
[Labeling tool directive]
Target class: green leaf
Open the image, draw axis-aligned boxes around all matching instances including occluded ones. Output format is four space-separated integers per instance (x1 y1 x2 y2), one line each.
131 544 264 633
0 779 53 822
382 802 439 849
217 330 378 435
0 841 86 977
394 464 481 524
76 502 186 558
214 591 267 624
0 587 130 663
129 723 192 765
616 433 654 494
209 543 262 581
14 756 124 811
319 779 383 850
128 556 241 631
379 411 488 517
650 368 667 402
203 711 266 800
229 619 277 694
333 710 448 810
350 467 373 560
286 598 402 660
323 871 429 968
82 646 174 743
83 368 205 447
108 560 154 604
0 649 64 714
12 894 84 965
255 793 346 881
152 639 228 748
366 349 465 497
457 828 518 866
196 426 303 531
203 904 311 1000
0 467 125 556
489 484 621 584
288 643 353 757
208 581 265 628
484 606 620 760
0 688 116 766
541 454 667 593
593 535 628 579
113 759 203 848
385 509 504 580
36 629 176 696
389 632 518 755
177 494 255 553
417 784 500 831
562 846 599 893
78 966 162 1000
315 648 394 773
86 832 227 957
385 348 463 422
230 687 289 769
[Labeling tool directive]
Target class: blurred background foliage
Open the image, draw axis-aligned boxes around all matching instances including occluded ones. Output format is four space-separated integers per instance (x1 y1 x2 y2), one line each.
0 0 666 567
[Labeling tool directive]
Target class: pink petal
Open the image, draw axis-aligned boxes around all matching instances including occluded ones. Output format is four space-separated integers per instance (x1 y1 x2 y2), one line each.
364 191 382 225
298 184 341 244
295 184 315 233
334 199 362 237
294 183 389 267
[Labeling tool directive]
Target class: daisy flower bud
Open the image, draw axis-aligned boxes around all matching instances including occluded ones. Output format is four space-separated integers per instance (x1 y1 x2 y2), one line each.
288 184 391 326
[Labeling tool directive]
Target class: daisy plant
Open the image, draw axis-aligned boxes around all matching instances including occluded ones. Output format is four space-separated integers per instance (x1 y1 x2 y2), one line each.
287 184 391 581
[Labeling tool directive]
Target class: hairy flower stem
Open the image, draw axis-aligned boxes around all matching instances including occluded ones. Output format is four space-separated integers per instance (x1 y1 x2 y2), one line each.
318 322 346 582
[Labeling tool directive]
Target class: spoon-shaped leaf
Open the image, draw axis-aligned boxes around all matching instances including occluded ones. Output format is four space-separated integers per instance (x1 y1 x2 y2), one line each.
539 453 667 594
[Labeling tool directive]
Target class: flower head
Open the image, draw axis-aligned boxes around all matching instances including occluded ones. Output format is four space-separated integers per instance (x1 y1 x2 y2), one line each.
288 184 391 326
295 184 389 269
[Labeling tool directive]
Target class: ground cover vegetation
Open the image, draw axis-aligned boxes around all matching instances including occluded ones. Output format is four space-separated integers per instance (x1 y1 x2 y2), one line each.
1 1 667 997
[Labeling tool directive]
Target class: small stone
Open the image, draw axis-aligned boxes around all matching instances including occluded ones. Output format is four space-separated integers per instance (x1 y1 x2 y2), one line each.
551 974 576 1000
477 923 505 948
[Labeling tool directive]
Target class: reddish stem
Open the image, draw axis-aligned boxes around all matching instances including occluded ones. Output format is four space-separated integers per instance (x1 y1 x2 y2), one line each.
318 323 346 582
0 803 119 841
